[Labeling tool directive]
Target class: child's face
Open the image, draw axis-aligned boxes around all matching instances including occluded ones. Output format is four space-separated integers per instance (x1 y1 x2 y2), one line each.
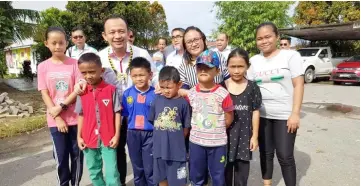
227 56 249 82
78 62 104 86
196 64 219 84
45 31 67 58
159 80 181 99
130 67 152 90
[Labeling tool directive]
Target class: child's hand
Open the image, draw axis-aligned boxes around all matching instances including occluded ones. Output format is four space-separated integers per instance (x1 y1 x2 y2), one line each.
55 117 68 133
250 137 259 151
178 89 189 97
74 81 87 95
49 105 62 118
109 135 119 148
77 137 86 150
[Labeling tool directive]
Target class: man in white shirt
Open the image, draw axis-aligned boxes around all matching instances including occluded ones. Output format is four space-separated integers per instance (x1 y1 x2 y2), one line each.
74 15 157 186
66 26 97 59
166 28 185 69
213 33 232 60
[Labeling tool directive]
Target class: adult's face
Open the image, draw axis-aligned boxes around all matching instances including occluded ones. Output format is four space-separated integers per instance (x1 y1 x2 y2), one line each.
216 33 228 51
71 30 86 48
280 39 291 49
171 30 184 50
102 18 129 51
184 30 205 58
256 26 278 54
128 30 135 45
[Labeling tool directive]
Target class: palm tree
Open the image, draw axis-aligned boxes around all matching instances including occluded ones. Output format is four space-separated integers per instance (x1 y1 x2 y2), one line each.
0 1 40 49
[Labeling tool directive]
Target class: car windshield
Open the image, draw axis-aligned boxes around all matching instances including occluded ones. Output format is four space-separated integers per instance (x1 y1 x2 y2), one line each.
297 49 319 57
346 55 360 62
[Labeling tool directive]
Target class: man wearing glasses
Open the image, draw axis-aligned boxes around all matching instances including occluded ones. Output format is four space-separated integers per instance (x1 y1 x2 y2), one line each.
280 36 291 50
66 26 98 59
165 28 185 68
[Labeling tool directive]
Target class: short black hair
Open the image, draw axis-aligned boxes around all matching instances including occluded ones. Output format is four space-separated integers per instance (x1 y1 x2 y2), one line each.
129 57 151 73
171 27 185 34
158 37 167 45
72 26 85 34
280 36 291 44
159 66 180 83
45 26 67 40
103 14 129 31
78 53 102 67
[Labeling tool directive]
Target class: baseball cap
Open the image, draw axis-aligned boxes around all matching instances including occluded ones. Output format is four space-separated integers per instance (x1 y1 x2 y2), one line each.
196 50 220 69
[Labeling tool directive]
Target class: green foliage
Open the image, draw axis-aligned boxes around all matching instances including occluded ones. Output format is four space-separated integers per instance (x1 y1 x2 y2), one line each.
214 1 293 55
0 51 8 78
294 1 360 26
0 2 40 50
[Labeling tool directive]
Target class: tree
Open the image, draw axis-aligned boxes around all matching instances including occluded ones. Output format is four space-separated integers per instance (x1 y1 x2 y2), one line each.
32 8 75 62
214 1 294 55
294 1 360 54
294 1 360 26
66 1 168 50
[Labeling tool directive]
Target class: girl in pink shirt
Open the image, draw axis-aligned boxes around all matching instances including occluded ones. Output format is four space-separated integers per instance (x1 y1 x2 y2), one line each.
37 26 83 186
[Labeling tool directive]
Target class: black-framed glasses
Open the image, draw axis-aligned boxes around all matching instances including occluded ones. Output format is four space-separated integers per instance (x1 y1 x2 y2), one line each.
171 35 183 40
185 37 202 46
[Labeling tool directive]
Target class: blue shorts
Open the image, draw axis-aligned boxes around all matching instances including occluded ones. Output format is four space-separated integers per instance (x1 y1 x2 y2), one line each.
153 158 187 186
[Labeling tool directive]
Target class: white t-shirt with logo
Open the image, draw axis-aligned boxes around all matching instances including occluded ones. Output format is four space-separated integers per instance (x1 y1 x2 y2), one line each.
247 50 303 120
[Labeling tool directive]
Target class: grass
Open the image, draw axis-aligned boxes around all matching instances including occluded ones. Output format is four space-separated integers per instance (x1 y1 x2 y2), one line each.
0 115 46 138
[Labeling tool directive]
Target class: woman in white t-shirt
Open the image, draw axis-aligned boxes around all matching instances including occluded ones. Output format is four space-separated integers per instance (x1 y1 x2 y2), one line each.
247 22 304 186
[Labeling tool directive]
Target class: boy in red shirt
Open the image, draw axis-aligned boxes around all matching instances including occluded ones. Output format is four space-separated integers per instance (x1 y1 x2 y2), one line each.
74 53 121 186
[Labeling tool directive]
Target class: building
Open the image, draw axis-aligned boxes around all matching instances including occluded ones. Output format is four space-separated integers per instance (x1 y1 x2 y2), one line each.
4 38 38 76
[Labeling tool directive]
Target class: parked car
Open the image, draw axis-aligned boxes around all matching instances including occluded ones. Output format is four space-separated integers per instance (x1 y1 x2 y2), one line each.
297 47 350 83
330 55 360 85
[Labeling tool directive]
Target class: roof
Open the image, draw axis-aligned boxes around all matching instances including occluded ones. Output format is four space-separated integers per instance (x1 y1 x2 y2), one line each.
4 38 37 50
279 22 360 41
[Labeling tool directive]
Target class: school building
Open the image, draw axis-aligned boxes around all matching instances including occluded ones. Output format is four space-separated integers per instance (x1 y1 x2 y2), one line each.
3 38 38 76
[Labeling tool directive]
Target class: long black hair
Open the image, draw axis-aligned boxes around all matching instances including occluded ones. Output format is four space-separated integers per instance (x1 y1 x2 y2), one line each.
227 47 250 67
182 26 207 65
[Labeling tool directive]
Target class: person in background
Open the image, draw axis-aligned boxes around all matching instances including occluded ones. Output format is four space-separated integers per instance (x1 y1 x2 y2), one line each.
66 26 97 59
166 28 185 69
280 36 291 50
128 29 135 45
152 37 167 71
248 22 304 186
213 33 232 60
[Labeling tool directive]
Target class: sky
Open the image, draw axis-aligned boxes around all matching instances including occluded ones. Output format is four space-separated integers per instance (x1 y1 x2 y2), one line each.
12 1 219 36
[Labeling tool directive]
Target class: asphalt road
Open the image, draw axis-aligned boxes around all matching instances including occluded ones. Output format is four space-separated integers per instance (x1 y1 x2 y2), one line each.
0 83 359 186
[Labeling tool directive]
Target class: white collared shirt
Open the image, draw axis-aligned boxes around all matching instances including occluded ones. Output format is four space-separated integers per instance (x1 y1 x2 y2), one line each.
66 44 98 60
213 45 232 61
99 44 158 92
166 50 183 69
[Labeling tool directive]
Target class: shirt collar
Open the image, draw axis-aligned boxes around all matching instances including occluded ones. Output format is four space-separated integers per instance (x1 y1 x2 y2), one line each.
133 85 154 95
74 44 89 51
87 79 107 92
109 44 131 58
195 84 220 93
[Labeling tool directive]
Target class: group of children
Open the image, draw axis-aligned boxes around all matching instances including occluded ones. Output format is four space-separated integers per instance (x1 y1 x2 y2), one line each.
39 26 261 186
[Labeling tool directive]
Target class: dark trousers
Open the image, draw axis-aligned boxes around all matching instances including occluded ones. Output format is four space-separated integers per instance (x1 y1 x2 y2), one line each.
127 130 154 186
50 126 84 186
259 118 297 186
117 118 128 185
225 160 250 186
189 142 226 186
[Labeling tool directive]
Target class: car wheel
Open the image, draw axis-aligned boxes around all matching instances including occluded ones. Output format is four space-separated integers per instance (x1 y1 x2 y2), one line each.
304 68 315 83
333 81 341 85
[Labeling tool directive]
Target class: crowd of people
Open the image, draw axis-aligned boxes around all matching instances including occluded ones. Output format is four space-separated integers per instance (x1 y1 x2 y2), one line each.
37 14 304 186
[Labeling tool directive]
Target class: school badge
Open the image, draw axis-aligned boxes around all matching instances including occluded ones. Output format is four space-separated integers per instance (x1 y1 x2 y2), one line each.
127 96 133 105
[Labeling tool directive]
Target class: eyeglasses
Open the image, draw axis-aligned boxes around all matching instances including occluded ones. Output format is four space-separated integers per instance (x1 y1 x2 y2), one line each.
73 35 84 40
171 35 183 40
280 43 288 46
185 37 202 46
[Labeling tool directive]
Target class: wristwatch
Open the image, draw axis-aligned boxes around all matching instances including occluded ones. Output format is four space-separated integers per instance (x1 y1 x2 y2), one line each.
60 103 68 111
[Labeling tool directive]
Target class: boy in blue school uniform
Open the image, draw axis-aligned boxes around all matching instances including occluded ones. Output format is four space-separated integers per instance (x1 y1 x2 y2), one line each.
148 66 191 186
121 57 156 186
